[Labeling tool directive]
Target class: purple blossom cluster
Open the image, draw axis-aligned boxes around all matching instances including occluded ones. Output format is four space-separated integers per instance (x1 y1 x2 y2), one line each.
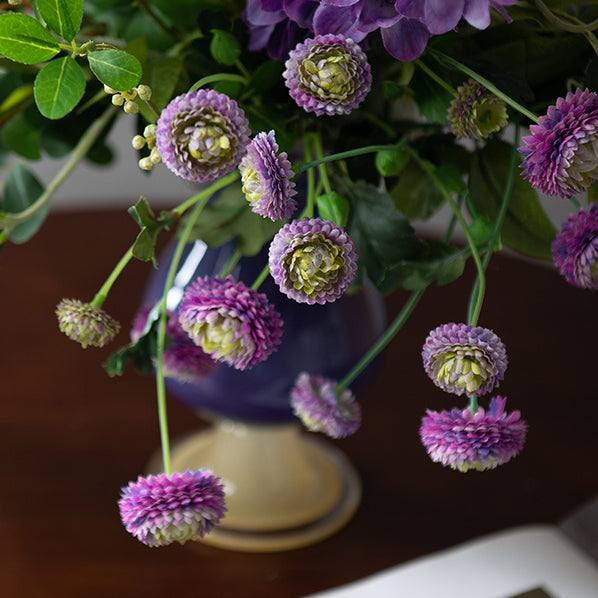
244 0 515 62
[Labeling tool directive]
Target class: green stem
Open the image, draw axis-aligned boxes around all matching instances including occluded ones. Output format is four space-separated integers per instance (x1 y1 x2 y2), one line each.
0 105 117 234
430 50 539 124
415 59 457 96
235 59 251 80
467 123 520 323
312 132 332 194
298 135 317 218
406 146 486 325
569 195 582 209
337 288 425 392
219 247 242 278
468 395 479 413
155 196 211 475
297 137 408 174
91 247 134 308
189 73 248 93
250 264 270 290
171 170 239 218
534 0 598 33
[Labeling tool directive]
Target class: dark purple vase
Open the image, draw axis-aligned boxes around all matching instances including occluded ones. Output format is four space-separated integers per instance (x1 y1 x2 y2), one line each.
140 240 386 424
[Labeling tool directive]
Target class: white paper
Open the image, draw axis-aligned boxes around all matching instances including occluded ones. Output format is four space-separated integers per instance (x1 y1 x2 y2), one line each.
304 525 598 598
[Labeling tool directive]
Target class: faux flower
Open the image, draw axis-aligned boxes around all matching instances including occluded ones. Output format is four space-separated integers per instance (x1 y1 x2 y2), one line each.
118 470 226 547
269 217 358 304
519 88 598 199
155 89 250 183
552 203 598 289
283 34 372 116
243 0 319 61
448 78 508 140
177 276 284 371
290 372 361 438
422 323 508 397
420 396 527 472
239 130 297 221
56 298 120 348
131 307 219 383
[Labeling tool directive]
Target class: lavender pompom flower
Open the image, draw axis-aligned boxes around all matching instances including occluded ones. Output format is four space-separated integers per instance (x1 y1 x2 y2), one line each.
520 88 598 198
269 217 358 304
552 203 598 289
155 89 250 183
239 130 297 221
56 298 120 348
422 323 508 397
118 470 226 547
283 34 372 116
131 307 219 383
420 396 527 472
290 372 361 438
448 79 508 141
178 276 283 371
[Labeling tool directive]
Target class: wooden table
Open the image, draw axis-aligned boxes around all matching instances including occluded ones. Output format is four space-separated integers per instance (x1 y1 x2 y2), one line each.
2 211 596 597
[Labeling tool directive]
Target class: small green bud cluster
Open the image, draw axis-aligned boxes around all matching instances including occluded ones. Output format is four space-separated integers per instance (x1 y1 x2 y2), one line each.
132 124 162 171
104 84 152 115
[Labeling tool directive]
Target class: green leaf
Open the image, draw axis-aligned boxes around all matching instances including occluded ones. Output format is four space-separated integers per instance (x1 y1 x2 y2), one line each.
1 111 40 159
138 56 183 122
132 227 157 264
468 139 556 259
316 192 349 227
410 63 453 125
375 149 409 177
210 29 241 66
381 241 467 292
88 49 142 91
435 162 467 195
345 181 424 293
246 60 284 97
188 183 280 256
1 163 48 243
0 13 61 64
33 56 86 119
390 158 445 220
128 197 174 266
36 0 83 42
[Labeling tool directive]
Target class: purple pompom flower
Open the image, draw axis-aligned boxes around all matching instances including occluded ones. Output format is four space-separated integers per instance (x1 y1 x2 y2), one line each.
520 88 598 199
155 89 250 183
422 323 508 397
448 79 508 141
56 298 120 348
239 130 297 221
177 276 284 371
552 203 598 289
290 372 361 438
283 34 372 116
269 217 358 304
131 307 219 383
420 396 527 472
118 470 226 547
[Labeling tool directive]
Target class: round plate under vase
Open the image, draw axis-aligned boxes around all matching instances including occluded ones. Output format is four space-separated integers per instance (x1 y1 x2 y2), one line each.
148 420 361 552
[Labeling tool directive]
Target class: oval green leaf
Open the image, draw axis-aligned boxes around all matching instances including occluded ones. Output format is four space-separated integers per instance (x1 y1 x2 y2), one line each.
0 13 61 64
36 0 83 42
88 49 142 91
33 57 86 119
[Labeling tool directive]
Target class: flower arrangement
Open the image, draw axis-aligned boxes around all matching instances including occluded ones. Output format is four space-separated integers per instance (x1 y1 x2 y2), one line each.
1 0 597 548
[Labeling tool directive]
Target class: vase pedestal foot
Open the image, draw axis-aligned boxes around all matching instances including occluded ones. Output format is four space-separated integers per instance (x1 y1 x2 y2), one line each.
150 419 361 552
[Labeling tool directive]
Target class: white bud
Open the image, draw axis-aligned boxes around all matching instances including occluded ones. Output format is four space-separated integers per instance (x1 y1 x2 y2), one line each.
123 100 139 114
111 94 125 106
150 147 162 164
139 157 154 171
136 85 152 101
104 84 117 95
132 135 146 150
143 124 157 139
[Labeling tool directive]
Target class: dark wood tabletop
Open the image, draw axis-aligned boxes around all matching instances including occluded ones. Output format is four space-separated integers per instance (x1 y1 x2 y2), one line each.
2 210 597 598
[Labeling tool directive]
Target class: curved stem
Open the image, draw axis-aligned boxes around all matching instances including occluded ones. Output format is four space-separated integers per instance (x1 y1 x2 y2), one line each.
91 247 134 308
312 132 332 194
250 264 270 290
415 59 457 96
189 73 248 93
534 0 598 33
297 137 408 174
337 288 425 392
155 195 211 475
0 105 117 234
219 247 242 278
406 146 486 325
430 50 539 124
171 170 239 218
